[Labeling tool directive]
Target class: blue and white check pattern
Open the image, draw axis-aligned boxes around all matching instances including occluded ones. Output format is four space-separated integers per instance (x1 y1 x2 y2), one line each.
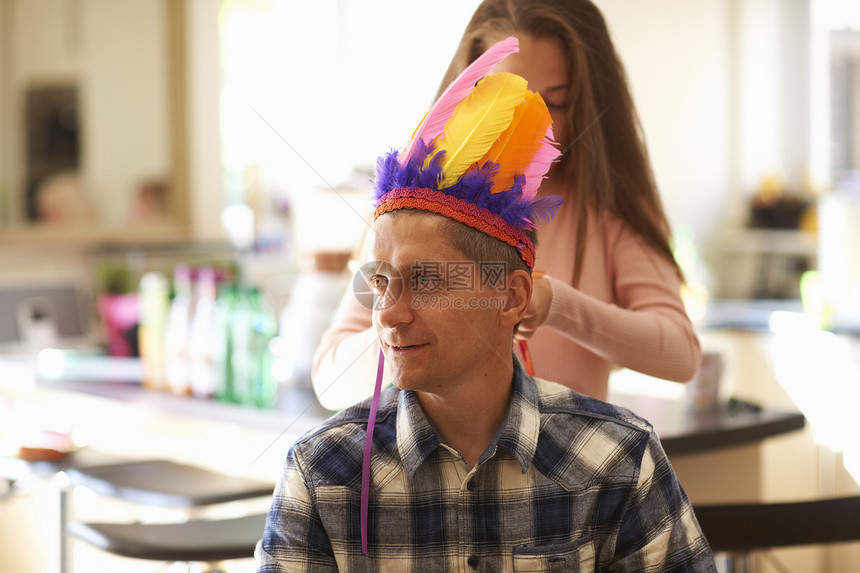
256 361 716 572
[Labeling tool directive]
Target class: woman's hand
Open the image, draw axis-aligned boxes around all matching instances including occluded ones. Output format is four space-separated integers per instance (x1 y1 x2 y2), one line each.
515 276 552 340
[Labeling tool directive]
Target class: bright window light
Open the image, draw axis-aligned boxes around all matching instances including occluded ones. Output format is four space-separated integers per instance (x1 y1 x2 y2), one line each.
36 348 66 380
218 0 482 200
773 328 860 465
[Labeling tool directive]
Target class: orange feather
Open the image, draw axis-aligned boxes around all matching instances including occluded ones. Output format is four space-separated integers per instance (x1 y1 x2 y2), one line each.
483 91 553 193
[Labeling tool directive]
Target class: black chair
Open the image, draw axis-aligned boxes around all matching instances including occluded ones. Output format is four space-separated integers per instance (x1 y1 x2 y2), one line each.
62 459 273 572
67 512 267 564
65 459 274 508
694 496 860 572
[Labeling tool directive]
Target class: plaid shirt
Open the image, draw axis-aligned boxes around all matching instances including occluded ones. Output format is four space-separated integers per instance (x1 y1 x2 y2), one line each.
256 362 716 572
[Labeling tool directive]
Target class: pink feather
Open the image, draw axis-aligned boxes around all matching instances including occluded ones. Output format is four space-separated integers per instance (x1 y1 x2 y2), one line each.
401 36 520 163
520 125 562 201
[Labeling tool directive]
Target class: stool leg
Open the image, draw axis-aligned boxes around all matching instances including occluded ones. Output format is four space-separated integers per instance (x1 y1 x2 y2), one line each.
188 562 227 573
58 484 74 573
0 477 15 501
725 551 751 573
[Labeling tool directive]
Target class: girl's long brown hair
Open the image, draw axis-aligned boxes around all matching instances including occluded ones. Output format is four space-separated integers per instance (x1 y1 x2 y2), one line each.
438 0 682 286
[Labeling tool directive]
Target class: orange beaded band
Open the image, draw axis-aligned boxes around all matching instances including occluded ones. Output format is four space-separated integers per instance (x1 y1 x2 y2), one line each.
373 187 536 269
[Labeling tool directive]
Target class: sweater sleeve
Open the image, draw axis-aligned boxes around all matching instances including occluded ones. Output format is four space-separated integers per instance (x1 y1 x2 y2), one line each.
311 287 382 411
542 227 701 382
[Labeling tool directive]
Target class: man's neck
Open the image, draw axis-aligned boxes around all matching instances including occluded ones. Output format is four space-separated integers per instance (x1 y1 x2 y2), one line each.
416 363 515 468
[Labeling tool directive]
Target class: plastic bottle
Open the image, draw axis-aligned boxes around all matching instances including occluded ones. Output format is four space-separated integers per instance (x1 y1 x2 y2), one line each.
229 287 253 405
188 266 218 398
230 286 278 408
250 288 279 409
138 272 170 390
211 282 237 403
163 264 195 395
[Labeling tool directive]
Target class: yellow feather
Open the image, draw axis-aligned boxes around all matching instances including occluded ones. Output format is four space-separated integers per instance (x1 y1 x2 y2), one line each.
484 91 553 193
431 73 528 189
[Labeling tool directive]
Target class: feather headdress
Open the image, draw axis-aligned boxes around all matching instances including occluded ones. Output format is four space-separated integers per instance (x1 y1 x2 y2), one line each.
372 36 563 269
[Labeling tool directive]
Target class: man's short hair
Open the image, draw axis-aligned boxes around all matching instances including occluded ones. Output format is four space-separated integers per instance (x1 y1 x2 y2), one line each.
439 215 537 285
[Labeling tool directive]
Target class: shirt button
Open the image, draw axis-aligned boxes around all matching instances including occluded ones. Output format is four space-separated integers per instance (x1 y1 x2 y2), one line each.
467 555 480 569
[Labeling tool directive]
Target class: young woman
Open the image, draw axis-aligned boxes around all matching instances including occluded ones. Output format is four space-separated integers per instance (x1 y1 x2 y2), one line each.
312 0 700 407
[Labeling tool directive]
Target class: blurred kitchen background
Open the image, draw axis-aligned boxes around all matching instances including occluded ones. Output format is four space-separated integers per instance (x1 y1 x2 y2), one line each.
3 0 860 336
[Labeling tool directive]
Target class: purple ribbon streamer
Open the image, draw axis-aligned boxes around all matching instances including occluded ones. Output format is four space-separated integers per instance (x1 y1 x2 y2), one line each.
360 348 385 555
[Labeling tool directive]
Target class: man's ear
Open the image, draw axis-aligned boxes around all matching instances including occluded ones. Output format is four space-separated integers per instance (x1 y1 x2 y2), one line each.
500 270 532 327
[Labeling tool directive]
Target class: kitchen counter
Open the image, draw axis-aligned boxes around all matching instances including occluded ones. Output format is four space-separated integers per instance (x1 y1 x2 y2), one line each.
38 377 331 436
12 358 806 463
58 379 803 457
611 393 804 456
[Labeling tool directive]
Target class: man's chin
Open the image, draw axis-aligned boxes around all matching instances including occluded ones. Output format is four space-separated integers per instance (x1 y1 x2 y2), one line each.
389 373 423 392
390 377 412 391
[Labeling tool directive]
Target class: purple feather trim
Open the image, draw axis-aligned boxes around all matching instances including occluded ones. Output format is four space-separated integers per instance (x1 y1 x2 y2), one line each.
526 195 564 226
373 140 562 230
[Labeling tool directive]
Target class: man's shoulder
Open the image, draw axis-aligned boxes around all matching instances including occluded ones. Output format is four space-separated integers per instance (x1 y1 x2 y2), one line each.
291 387 400 457
532 377 652 434
528 378 656 488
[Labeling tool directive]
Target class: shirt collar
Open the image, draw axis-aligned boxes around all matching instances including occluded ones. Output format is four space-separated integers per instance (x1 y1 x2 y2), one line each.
396 358 540 476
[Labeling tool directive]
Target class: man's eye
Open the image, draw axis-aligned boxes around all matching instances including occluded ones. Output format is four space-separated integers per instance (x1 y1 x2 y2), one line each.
370 275 388 291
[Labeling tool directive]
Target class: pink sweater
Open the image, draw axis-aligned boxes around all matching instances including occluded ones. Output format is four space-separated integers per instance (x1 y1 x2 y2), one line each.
312 191 700 408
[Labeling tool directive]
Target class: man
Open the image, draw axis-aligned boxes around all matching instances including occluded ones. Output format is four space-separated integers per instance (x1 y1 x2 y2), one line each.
257 36 715 572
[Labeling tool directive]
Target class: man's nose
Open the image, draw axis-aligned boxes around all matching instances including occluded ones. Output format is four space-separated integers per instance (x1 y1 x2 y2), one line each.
374 278 413 328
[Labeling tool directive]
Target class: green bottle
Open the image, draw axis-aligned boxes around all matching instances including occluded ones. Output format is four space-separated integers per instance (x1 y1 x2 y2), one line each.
230 287 254 406
212 282 237 403
230 287 278 408
249 288 279 409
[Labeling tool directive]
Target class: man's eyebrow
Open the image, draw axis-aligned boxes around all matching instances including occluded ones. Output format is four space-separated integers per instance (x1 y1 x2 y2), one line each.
410 261 445 270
